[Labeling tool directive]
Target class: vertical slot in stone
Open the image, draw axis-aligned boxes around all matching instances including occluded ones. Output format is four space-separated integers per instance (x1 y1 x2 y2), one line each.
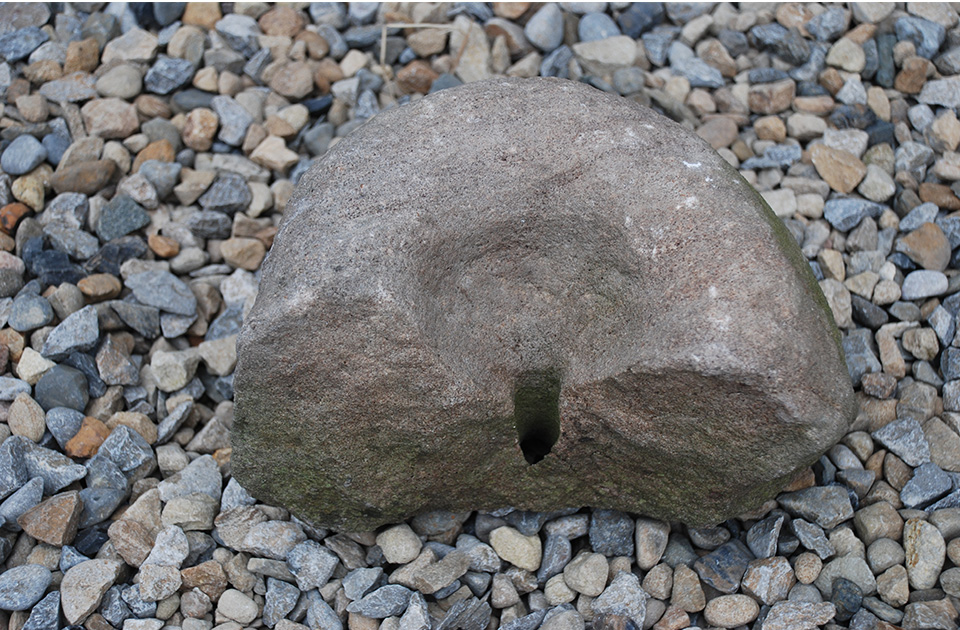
515 370 561 464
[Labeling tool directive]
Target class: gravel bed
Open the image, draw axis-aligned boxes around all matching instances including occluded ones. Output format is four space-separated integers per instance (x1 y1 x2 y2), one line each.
0 2 959 630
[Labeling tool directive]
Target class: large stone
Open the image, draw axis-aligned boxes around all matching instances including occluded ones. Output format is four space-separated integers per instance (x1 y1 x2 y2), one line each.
234 78 857 531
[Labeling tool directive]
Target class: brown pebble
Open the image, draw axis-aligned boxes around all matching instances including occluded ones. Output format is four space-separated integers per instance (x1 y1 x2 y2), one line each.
493 2 530 19
148 234 181 258
50 159 118 196
861 372 897 399
132 139 175 173
919 183 960 210
0 202 31 235
182 2 222 29
0 329 24 362
865 452 886 483
5 78 29 104
819 67 844 95
15 94 48 123
811 144 866 194
64 37 100 74
314 57 344 84
747 79 795 114
884 452 912 491
78 274 123 302
64 417 112 459
182 108 219 152
181 560 228 601
397 60 439 95
106 411 158 445
898 222 951 271
135 94 171 119
17 491 83 546
258 5 305 37
22 60 62 84
296 30 329 60
895 56 930 95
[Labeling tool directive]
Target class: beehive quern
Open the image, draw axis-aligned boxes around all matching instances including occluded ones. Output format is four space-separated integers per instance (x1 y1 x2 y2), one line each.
234 78 857 531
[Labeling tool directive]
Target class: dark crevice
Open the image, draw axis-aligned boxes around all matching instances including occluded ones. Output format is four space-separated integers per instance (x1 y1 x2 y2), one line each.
514 370 561 465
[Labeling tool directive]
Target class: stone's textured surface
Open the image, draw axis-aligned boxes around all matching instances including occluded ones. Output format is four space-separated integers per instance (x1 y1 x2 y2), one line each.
904 517 946 590
234 78 856 531
762 601 837 630
61 559 123 624
0 564 51 611
0 4 956 628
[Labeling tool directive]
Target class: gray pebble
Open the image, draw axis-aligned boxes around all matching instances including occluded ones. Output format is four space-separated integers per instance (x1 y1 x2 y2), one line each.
125 270 197 316
97 425 156 480
0 26 48 62
746 513 784 559
578 12 620 42
806 7 848 41
537 533 572 583
121 583 157 618
346 584 412 618
540 45 573 78
155 400 193 445
21 589 59 630
22 439 87 493
100 586 132 628
306 591 343 630
589 509 634 557
500 610 547 630
778 486 853 529
872 417 931 466
791 518 835 560
45 407 85 449
109 300 161 338
823 199 885 232
8 293 53 331
674 57 724 88
41 192 88 229
843 329 881 386
288 539 340 591
896 16 945 59
316 24 347 58
211 96 254 147
524 3 564 52
0 476 43 530
59 546 89 572
41 304 99 359
78 486 127 528
215 14 261 57
158 454 222 502
692 539 754 593
139 160 181 199
0 436 29 499
263 577 300 627
344 567 383 600
34 364 88 411
44 222 100 260
96 195 150 243
0 564 51 611
590 571 646 628
145 55 194 94
1 135 47 176
0 376 30 401
901 462 952 509
198 173 252 215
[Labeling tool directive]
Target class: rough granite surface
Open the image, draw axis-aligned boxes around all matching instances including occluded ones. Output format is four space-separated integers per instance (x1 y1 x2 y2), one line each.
234 77 857 531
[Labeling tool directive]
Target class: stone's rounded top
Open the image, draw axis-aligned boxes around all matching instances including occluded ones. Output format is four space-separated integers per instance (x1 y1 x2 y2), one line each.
235 77 857 531
268 77 841 390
